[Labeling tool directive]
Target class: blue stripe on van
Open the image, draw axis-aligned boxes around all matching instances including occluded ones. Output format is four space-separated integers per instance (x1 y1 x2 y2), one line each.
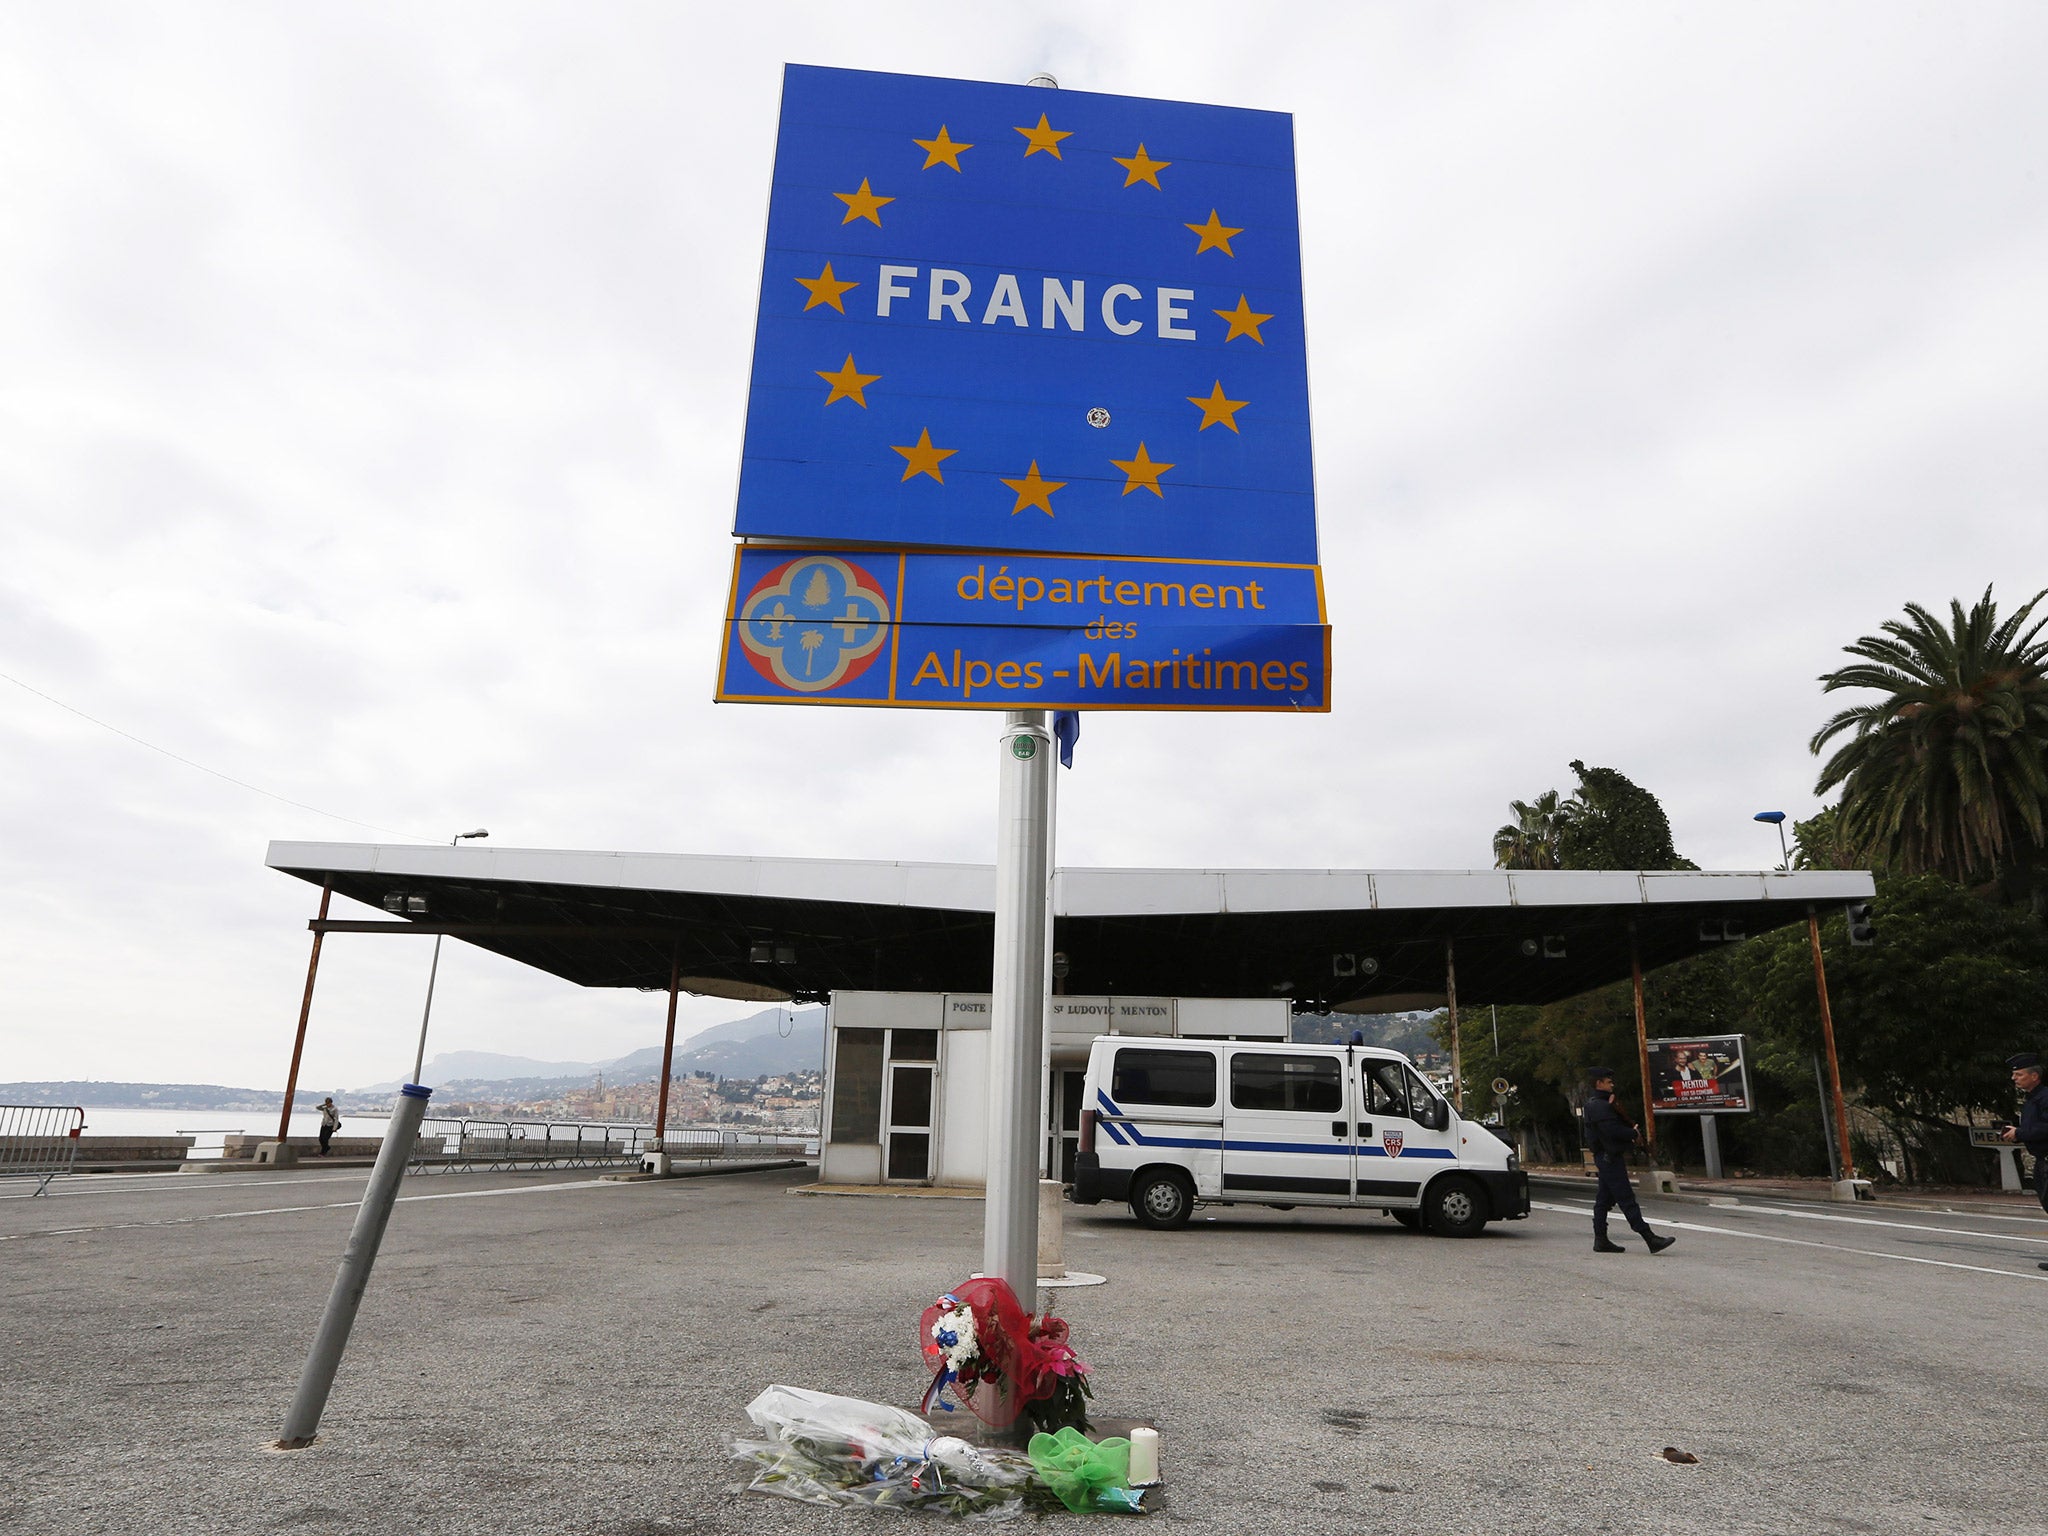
1096 1089 1456 1159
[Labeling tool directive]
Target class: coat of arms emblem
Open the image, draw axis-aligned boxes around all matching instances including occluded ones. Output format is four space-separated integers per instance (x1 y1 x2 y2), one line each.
1382 1130 1405 1158
737 554 891 693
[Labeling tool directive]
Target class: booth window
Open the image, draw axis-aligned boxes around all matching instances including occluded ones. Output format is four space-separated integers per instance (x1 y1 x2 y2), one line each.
1231 1053 1341 1114
830 1028 884 1143
891 1029 939 1062
1110 1048 1215 1107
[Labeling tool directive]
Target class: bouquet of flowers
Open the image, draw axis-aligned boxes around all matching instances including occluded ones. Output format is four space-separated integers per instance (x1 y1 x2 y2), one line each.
919 1277 1094 1434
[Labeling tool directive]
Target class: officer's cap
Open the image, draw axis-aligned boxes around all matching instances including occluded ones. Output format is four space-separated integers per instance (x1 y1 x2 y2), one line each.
1589 1066 1617 1082
2008 1052 2042 1072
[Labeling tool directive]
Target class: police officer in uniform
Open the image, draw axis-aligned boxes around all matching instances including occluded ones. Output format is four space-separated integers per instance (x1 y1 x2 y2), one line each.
1999 1052 2048 1272
1583 1068 1675 1255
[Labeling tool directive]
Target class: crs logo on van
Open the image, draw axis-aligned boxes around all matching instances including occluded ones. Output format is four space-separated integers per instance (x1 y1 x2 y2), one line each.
1383 1130 1405 1158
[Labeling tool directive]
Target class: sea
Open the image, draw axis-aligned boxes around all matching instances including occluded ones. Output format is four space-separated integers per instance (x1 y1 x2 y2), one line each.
67 1105 809 1159
70 1105 398 1157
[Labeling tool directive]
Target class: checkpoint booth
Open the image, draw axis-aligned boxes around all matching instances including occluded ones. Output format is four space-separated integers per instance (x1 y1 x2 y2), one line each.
820 990 1287 1188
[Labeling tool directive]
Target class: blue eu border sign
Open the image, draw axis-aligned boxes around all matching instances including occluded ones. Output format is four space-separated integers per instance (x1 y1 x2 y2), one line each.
721 65 1327 713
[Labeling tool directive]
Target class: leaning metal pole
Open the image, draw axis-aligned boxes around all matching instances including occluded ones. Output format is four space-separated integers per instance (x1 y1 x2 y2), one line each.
277 1083 433 1447
985 711 1052 1319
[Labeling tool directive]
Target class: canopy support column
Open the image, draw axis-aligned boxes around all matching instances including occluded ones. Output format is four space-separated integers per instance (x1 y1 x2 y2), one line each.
1444 939 1463 1111
1808 907 1855 1181
1629 925 1655 1153
655 947 680 1149
277 881 331 1145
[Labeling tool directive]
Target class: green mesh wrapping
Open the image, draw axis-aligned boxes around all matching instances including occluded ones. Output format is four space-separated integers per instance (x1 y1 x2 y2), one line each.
1026 1426 1132 1513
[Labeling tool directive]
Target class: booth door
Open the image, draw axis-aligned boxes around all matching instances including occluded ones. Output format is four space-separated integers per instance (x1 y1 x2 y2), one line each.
884 1063 934 1181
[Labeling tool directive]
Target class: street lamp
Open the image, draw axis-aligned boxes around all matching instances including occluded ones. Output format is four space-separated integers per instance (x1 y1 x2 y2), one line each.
1753 810 1790 870
412 829 489 1084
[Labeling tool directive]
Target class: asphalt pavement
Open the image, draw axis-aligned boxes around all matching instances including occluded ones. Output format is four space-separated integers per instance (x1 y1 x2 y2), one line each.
2 1163 2041 1535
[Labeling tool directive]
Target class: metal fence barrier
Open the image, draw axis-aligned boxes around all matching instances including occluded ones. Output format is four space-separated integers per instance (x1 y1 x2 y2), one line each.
406 1119 815 1175
1 1105 87 1196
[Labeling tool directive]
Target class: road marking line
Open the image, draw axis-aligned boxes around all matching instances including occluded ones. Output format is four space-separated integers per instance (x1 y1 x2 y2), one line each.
0 1172 373 1201
0 1178 616 1242
1531 1201 2048 1282
1701 1202 2048 1247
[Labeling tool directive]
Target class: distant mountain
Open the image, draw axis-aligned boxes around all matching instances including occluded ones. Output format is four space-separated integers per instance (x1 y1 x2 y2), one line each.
413 1050 606 1082
666 1014 825 1079
377 1005 829 1091
0 1081 333 1111
1292 1010 1440 1056
9 1008 831 1113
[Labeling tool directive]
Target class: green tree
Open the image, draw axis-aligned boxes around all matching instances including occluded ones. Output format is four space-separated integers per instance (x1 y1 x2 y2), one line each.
1810 586 2048 910
1791 804 1871 872
1738 874 2048 1180
1556 760 1696 871
1492 789 1569 870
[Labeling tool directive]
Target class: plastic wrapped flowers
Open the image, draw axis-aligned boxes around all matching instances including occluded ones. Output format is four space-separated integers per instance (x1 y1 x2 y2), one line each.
733 1385 1038 1517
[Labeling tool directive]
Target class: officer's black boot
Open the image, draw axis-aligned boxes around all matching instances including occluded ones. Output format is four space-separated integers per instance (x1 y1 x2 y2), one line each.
1593 1232 1626 1253
1644 1231 1675 1253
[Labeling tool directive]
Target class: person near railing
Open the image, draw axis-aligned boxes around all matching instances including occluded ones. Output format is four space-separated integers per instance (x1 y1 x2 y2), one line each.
317 1098 341 1156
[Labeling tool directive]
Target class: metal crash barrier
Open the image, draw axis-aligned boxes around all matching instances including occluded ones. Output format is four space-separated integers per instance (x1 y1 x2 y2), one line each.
408 1119 650 1173
407 1119 812 1174
1 1105 87 1195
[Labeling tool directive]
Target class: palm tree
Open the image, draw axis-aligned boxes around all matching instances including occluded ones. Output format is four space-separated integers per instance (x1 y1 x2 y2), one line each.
1493 789 1570 870
1810 586 2048 900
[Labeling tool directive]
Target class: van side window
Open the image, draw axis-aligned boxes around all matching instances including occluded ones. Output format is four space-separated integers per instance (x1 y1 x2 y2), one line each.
1231 1054 1341 1113
1110 1049 1216 1108
1364 1060 1410 1118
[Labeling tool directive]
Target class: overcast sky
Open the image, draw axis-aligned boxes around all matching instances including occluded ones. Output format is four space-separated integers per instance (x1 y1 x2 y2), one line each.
3 2 2043 1094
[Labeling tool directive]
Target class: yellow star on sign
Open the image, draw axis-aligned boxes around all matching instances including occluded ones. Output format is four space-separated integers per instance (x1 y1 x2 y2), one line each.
892 428 958 483
1213 294 1274 344
1185 209 1243 255
1113 143 1170 188
1110 442 1173 497
816 354 880 408
1013 113 1073 159
795 261 859 313
1001 461 1065 516
914 124 973 171
834 178 894 226
1188 381 1249 432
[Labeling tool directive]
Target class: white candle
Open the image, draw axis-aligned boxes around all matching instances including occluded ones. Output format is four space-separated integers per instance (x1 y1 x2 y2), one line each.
1128 1425 1160 1484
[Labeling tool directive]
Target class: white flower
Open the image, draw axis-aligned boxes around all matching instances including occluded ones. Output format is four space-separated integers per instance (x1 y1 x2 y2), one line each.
930 1305 979 1373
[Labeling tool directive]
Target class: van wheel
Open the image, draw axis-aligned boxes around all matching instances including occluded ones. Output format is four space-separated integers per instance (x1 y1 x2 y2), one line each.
1390 1209 1423 1231
1129 1171 1195 1230
1424 1176 1488 1238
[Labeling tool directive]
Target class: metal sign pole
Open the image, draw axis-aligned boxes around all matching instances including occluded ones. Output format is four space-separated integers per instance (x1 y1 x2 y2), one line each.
277 1082 433 1447
1038 760 1058 1180
985 711 1052 1317
1700 1113 1723 1179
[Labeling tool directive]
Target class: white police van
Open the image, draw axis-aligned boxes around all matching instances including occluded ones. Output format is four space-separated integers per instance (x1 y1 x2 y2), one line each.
1070 1036 1530 1235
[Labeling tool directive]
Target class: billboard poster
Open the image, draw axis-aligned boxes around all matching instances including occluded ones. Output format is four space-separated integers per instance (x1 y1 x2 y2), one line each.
1646 1035 1750 1114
